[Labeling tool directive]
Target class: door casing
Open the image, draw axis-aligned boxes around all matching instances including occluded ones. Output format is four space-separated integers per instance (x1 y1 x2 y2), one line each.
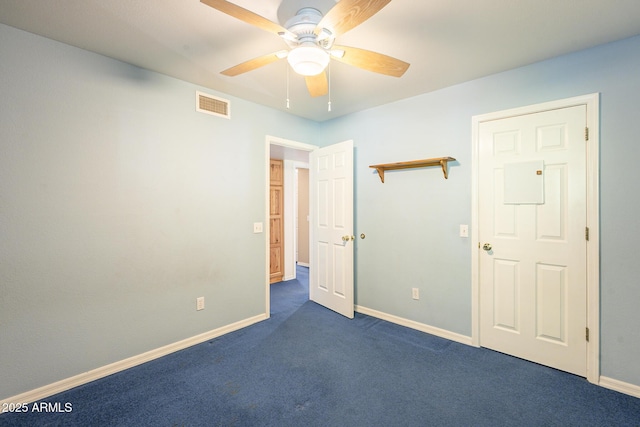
265 135 318 317
471 93 600 384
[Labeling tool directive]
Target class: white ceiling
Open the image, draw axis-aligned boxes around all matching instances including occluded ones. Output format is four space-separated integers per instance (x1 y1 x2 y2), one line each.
2 0 640 122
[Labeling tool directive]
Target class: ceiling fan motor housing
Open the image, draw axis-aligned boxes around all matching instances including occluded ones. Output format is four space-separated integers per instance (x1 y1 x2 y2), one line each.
284 8 331 48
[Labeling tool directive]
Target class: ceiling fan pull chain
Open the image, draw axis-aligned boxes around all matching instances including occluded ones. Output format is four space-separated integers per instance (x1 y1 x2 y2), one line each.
286 63 290 109
328 61 332 112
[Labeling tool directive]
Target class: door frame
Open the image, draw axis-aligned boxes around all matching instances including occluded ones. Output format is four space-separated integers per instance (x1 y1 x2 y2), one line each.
470 93 600 384
265 135 318 317
284 161 310 280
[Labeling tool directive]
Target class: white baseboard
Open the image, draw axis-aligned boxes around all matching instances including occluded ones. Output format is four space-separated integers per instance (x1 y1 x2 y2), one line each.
355 306 640 400
296 262 309 268
1 313 268 406
599 376 640 399
355 305 473 346
6 309 639 406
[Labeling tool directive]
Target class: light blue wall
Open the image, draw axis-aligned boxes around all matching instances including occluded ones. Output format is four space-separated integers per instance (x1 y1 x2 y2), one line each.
0 24 319 399
2 20 640 399
321 35 640 387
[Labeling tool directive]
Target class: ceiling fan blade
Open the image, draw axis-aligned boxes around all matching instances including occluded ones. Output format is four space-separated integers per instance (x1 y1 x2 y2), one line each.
316 0 392 37
305 72 328 97
221 51 286 76
201 0 295 39
332 45 409 77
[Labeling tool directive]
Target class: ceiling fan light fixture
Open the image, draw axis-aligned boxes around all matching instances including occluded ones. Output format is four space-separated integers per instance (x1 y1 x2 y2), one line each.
287 44 330 76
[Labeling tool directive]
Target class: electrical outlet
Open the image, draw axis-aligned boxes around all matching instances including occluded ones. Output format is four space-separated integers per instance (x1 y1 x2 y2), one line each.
196 297 205 311
412 288 419 300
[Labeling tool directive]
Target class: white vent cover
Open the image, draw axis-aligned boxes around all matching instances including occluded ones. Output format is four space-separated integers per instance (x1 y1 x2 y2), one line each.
196 91 230 119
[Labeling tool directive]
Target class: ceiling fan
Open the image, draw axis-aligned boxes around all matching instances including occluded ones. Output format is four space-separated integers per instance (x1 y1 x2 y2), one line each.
200 0 410 97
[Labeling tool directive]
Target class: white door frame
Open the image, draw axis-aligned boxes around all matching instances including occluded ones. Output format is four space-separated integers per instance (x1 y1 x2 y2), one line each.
470 93 600 384
265 135 318 317
283 160 310 280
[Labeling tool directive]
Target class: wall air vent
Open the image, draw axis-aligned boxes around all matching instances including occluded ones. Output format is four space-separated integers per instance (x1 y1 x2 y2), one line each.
196 91 230 119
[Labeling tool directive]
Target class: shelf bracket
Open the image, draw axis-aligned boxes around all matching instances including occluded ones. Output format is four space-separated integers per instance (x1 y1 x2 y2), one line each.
439 158 449 179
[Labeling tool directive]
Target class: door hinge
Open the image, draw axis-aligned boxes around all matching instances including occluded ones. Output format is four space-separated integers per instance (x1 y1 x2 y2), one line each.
585 127 589 141
585 227 590 241
586 327 590 342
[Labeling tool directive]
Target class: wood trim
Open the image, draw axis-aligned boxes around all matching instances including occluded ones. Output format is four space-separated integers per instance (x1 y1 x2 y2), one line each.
369 156 456 182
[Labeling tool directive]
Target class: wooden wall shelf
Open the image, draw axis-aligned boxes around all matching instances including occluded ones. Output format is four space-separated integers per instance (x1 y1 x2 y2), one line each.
369 157 456 183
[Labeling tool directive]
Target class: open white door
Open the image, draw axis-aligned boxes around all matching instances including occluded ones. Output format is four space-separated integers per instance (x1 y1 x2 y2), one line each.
309 140 354 318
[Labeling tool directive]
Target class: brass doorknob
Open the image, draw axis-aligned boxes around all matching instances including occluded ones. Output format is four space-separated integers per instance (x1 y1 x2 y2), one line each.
482 243 492 251
342 235 355 242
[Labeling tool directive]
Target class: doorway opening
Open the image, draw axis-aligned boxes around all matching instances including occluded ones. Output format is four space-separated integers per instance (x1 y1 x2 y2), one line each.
265 136 317 317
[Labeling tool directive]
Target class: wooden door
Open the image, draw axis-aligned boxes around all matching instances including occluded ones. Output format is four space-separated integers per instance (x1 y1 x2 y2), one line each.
270 159 284 284
309 140 354 318
478 105 587 376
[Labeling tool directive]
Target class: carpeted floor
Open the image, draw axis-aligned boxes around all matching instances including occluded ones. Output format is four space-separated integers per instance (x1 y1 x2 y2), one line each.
2 265 640 426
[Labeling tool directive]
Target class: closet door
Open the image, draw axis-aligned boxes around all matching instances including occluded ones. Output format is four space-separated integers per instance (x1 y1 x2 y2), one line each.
478 105 587 376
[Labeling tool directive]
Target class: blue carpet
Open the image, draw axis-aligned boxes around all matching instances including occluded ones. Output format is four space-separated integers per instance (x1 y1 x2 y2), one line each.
2 265 640 426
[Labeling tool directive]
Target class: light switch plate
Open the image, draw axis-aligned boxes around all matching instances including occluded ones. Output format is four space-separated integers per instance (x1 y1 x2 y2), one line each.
253 222 263 233
460 224 469 238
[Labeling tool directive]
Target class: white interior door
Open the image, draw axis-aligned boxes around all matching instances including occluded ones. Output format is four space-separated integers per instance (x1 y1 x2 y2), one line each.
478 105 587 376
309 140 354 319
